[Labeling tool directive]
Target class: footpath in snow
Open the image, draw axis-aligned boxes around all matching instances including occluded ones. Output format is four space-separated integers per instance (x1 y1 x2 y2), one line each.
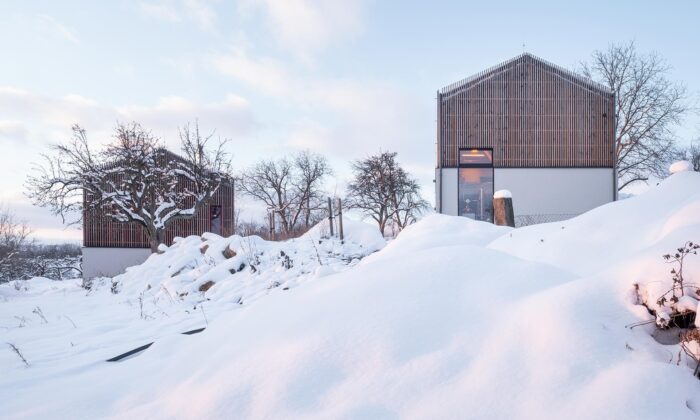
2 171 700 419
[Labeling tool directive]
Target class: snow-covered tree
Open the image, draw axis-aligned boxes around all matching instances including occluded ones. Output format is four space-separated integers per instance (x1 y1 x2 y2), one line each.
27 122 232 252
346 151 428 236
582 41 689 190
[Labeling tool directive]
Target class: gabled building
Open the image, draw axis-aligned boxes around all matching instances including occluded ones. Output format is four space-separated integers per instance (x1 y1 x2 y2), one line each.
436 53 616 225
82 150 235 279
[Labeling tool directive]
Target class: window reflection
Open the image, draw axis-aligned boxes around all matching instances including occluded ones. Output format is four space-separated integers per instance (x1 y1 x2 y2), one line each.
458 148 493 222
459 149 493 165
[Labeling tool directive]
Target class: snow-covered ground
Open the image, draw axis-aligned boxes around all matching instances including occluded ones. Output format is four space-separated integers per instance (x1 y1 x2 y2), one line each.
2 171 700 419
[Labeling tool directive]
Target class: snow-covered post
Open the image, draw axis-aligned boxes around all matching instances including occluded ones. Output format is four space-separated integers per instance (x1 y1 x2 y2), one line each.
493 190 514 227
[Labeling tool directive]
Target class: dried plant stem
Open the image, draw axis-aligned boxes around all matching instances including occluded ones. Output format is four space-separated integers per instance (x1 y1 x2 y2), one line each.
7 342 29 367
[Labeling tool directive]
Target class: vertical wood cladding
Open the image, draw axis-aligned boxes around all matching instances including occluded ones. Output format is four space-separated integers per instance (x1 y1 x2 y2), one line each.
438 53 615 169
83 155 235 248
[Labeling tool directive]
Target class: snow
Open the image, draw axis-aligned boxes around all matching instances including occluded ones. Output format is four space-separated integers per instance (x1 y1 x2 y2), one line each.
3 172 700 418
493 189 512 199
676 295 699 313
670 160 693 174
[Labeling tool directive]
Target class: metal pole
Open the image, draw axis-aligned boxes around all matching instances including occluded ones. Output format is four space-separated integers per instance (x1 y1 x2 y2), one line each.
327 197 334 237
337 197 344 242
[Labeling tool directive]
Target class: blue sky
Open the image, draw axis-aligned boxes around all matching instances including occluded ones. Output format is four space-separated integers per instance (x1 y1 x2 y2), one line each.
0 0 698 242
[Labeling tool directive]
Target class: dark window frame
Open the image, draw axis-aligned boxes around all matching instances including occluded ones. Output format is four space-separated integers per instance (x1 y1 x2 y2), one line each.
457 148 495 221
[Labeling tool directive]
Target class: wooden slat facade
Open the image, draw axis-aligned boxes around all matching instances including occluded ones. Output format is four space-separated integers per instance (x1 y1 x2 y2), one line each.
82 152 235 248
437 53 615 169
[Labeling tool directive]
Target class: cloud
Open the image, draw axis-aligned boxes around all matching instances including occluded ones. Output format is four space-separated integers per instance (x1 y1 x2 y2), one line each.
118 94 258 149
0 194 81 244
139 2 182 22
210 47 434 200
0 87 259 240
0 120 29 143
138 0 217 31
35 14 80 44
213 48 294 96
287 119 334 152
183 0 217 29
240 0 365 63
0 87 256 146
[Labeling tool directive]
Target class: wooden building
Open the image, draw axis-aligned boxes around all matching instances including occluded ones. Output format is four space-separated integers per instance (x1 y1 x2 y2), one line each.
435 53 616 225
82 150 235 278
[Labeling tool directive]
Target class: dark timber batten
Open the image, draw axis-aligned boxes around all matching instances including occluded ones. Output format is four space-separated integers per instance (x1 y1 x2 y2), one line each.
437 53 615 169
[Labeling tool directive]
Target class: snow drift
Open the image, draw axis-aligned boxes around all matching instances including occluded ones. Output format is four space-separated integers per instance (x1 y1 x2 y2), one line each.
3 172 700 419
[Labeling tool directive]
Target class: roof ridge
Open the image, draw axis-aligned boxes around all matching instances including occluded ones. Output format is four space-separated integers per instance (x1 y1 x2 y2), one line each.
438 53 612 96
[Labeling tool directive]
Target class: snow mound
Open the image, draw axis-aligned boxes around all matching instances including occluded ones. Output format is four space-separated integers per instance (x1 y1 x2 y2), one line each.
670 160 693 174
117 217 385 305
365 213 510 262
489 171 700 276
4 173 700 419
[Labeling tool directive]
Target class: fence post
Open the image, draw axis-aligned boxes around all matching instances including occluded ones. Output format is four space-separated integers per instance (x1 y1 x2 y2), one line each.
327 197 334 237
337 197 344 242
269 211 275 240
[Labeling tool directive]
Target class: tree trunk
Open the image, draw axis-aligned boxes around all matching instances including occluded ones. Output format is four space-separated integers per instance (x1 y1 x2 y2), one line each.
149 229 164 253
493 197 515 227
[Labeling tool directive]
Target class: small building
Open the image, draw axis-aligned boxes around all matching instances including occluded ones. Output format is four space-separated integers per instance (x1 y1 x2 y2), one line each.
82 151 235 279
435 53 616 226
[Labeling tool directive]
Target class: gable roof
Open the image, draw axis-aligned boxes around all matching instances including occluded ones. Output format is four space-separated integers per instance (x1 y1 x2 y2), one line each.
439 52 612 98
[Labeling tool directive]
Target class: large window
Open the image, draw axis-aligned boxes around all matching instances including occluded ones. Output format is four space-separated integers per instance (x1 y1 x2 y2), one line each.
458 149 494 222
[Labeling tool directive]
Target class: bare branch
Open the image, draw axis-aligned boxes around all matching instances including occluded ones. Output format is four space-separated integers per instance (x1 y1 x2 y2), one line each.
581 41 689 190
26 121 232 252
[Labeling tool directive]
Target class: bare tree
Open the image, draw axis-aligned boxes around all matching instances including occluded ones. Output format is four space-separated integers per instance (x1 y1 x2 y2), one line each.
239 151 331 237
0 207 32 282
677 140 700 172
294 151 331 229
581 41 690 190
27 122 231 252
391 175 430 231
346 151 428 236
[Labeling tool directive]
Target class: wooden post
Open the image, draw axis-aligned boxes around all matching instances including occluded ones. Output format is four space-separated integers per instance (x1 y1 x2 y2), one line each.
327 197 334 237
269 211 275 240
493 190 515 227
337 197 344 242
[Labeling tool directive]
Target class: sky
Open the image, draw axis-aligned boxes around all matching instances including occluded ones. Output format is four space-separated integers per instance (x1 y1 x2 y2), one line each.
0 0 699 243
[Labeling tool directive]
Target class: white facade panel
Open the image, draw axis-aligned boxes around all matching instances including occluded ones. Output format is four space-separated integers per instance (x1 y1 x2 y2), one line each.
82 247 151 279
439 168 459 216
493 168 614 218
436 167 615 223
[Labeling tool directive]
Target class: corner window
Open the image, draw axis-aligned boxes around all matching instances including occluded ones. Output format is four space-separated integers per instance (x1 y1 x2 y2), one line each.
458 149 494 222
210 205 222 235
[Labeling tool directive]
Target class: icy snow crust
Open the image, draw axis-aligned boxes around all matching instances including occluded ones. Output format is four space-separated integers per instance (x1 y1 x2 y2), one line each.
3 172 700 419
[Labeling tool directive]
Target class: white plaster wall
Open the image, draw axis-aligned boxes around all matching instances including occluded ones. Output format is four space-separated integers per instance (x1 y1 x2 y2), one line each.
82 247 151 279
494 168 615 217
438 168 459 216
434 168 440 212
437 167 615 219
